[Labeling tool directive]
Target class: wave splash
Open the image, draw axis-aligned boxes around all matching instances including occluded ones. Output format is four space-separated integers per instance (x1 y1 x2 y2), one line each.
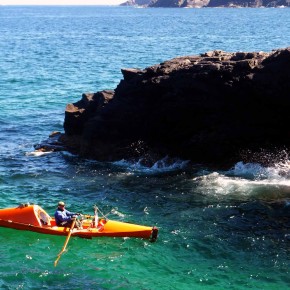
113 156 190 174
193 161 290 201
229 161 290 180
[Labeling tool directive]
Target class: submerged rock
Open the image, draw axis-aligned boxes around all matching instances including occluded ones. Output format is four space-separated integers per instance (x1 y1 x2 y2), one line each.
60 47 290 166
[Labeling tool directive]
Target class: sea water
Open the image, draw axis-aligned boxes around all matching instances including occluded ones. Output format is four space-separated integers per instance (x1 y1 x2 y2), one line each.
0 6 290 290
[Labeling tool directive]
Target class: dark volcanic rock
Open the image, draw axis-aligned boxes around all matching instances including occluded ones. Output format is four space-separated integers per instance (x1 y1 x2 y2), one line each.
61 48 290 166
207 0 289 7
149 0 210 7
64 90 114 136
120 0 150 6
120 0 290 7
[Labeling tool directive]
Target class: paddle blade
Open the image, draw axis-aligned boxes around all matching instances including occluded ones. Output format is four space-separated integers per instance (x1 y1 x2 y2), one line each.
54 256 61 267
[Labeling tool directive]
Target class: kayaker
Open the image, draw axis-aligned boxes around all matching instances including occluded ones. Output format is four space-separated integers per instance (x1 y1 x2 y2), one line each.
54 201 82 229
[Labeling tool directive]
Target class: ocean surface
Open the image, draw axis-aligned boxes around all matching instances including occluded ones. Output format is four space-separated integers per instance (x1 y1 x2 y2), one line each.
1 5 290 290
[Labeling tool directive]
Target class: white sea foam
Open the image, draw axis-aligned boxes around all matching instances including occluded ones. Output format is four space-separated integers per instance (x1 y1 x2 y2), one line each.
113 156 190 174
227 161 290 180
25 151 53 157
194 161 290 200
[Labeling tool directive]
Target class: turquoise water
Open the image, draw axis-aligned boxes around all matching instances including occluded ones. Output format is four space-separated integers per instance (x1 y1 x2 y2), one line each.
1 6 290 289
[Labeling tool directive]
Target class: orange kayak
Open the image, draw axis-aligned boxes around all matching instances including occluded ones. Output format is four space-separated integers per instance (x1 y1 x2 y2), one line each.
0 204 158 241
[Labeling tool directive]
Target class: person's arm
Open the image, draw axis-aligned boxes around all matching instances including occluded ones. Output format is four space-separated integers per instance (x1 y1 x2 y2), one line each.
64 209 77 218
55 210 72 222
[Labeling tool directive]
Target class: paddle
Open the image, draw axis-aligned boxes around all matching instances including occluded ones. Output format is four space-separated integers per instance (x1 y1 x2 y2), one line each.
54 218 76 267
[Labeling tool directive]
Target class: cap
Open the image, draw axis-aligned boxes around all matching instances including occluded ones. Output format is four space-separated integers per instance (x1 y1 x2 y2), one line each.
58 201 65 206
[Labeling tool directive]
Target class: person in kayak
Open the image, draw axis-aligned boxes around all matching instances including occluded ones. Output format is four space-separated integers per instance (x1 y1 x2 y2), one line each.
54 201 82 229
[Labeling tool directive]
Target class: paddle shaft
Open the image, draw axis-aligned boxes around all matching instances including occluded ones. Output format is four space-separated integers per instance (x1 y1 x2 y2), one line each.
54 218 77 267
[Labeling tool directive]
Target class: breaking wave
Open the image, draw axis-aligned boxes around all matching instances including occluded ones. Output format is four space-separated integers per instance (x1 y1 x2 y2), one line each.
228 161 290 180
194 161 290 201
112 156 190 174
25 150 54 157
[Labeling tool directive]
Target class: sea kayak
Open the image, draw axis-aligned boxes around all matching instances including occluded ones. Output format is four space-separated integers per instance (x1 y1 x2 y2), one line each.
0 204 158 241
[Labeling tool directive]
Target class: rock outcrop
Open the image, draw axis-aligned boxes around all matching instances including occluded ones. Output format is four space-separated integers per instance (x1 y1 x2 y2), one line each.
120 0 290 7
207 0 289 7
149 0 210 8
120 0 150 6
56 47 290 166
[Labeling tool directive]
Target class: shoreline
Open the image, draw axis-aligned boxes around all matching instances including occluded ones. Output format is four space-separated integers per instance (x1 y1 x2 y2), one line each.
0 5 289 8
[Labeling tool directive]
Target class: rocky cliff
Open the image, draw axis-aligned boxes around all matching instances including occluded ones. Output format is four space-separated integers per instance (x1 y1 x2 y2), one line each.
120 0 150 6
46 47 290 167
207 0 289 7
149 0 209 8
120 0 290 7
